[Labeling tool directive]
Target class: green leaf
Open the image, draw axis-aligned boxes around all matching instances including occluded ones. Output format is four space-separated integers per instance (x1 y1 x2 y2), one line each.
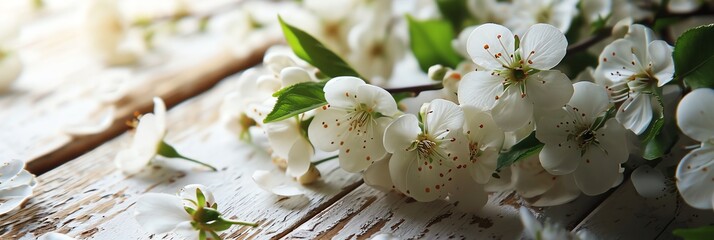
263 81 327 123
406 15 463 72
673 226 714 240
496 132 545 171
435 0 468 30
674 24 714 89
196 188 206 207
641 116 679 160
278 16 362 79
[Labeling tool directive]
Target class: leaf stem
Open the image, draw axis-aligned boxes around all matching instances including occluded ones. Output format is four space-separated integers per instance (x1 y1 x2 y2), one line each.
179 156 218 171
385 83 443 94
312 155 338 165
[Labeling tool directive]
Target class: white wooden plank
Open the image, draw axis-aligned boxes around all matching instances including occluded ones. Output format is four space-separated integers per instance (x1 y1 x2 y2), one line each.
284 184 606 239
0 77 363 239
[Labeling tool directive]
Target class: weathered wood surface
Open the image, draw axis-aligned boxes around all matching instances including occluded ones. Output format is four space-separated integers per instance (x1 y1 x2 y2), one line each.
574 141 714 239
0 0 272 174
0 77 364 239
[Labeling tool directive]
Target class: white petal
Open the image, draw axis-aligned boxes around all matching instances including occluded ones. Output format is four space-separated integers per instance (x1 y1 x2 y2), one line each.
677 88 714 143
631 165 667 198
265 120 302 159
363 155 394 191
388 150 444 202
0 159 24 183
152 97 167 134
457 71 504 110
286 137 314 177
598 39 641 83
520 24 568 70
530 174 581 207
0 185 33 214
384 114 421 153
173 221 199 240
179 184 215 208
1 170 36 190
63 105 116 135
676 146 714 209
524 70 574 111
568 82 610 120
492 85 533 131
251 170 304 197
134 193 191 234
132 114 163 154
535 109 573 144
308 107 349 152
447 169 487 213
323 76 364 108
625 24 655 63
114 148 150 174
539 140 581 175
468 147 499 184
616 93 653 135
338 120 387 172
466 23 515 70
280 67 314 87
357 84 400 117
573 147 621 196
38 232 77 240
512 155 556 198
425 99 464 136
647 40 674 87
462 106 504 149
597 119 630 165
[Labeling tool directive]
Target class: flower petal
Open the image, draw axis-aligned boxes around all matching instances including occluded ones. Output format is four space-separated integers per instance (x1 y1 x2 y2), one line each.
568 82 610 120
625 24 655 64
425 99 464 137
597 119 630 165
134 193 191 234
447 169 487 213
389 151 443 202
266 120 302 159
524 70 574 111
308 107 349 152
384 114 421 153
573 147 621 196
338 119 387 172
468 147 499 184
152 97 167 134
462 106 504 149
363 155 393 191
539 140 580 175
535 108 573 144
512 155 556 198
323 76 364 108
178 184 215 208
677 88 714 143
173 221 199 240
597 39 641 83
676 146 714 209
252 170 304 197
0 185 33 214
286 137 314 177
357 84 399 117
631 165 667 198
492 85 533 131
132 113 163 155
280 66 314 87
519 206 543 239
647 40 674 87
466 23 515 70
616 92 653 135
114 148 150 174
0 159 24 184
457 71 504 110
530 174 581 207
520 24 568 70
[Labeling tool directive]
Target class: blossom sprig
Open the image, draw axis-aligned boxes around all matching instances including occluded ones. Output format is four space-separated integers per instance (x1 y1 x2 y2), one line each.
115 97 216 174
135 184 257 240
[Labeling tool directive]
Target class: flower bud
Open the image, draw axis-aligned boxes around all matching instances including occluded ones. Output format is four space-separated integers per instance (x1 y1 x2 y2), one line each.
427 64 448 81
612 18 632 39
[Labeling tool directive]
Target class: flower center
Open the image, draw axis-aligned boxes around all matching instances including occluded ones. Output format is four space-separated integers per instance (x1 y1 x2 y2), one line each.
408 133 439 161
469 141 482 162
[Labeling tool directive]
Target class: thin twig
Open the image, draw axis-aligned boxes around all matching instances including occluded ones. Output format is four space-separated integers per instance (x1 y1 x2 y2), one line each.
385 83 444 94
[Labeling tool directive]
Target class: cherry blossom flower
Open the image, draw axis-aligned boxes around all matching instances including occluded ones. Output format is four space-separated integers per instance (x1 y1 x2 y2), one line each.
384 99 486 210
458 23 573 131
252 170 305 197
210 1 291 58
505 0 579 33
595 24 674 135
0 159 37 215
461 106 504 184
308 77 400 173
675 88 714 210
536 82 628 196
135 184 256 239
114 97 215 174
82 0 145 65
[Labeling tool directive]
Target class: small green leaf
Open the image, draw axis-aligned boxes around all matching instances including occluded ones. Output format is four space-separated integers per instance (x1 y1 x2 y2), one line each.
406 15 463 72
435 0 468 30
264 81 327 123
278 16 362 79
673 225 714 240
196 188 206 208
641 117 679 160
674 24 714 89
496 132 544 171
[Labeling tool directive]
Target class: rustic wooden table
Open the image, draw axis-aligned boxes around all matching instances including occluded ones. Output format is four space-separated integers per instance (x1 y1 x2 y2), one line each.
1 0 712 239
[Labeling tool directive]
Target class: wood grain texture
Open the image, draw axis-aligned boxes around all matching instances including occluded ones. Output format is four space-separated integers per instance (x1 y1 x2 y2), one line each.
0 0 274 174
0 78 363 239
284 184 607 239
574 141 714 239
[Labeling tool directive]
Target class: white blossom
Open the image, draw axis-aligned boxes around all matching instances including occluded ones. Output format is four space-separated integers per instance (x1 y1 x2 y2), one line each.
536 82 628 195
462 106 504 184
115 97 167 174
596 24 674 135
504 0 579 33
82 0 145 65
675 88 714 210
520 206 594 240
459 23 573 131
308 77 399 173
0 159 37 215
